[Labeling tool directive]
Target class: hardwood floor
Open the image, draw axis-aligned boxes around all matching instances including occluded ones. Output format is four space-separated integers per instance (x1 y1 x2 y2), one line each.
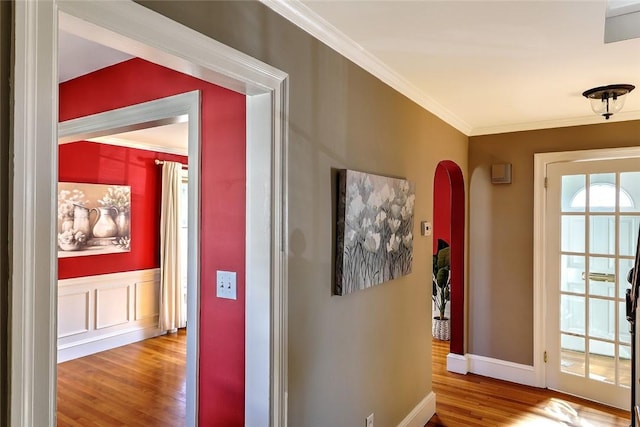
56 332 630 426
427 339 630 426
562 348 631 387
57 329 186 427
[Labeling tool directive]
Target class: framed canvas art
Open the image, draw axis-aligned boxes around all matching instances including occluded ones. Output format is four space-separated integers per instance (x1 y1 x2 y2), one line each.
57 182 131 258
335 169 415 295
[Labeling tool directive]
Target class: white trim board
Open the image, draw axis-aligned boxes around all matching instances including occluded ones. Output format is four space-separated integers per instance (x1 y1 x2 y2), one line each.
58 325 163 363
468 354 538 387
446 353 468 375
397 392 436 427
59 91 195 156
444 352 538 387
533 146 640 393
12 1 289 426
446 352 538 387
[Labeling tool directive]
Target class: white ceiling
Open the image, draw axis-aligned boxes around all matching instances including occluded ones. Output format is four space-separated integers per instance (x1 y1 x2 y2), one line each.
264 0 640 135
87 122 189 155
59 31 133 83
60 1 640 137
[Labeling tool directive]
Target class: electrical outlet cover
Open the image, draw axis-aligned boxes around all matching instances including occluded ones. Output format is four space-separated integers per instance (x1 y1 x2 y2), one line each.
366 413 374 427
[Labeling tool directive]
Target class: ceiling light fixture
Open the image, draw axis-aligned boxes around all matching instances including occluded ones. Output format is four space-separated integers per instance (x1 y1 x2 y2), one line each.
582 84 635 120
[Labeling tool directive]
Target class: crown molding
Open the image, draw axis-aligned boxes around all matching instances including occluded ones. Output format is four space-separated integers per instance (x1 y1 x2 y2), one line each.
259 0 473 136
471 109 640 137
261 0 640 137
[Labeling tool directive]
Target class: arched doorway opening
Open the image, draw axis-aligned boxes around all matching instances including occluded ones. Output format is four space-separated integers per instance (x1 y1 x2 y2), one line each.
433 160 465 356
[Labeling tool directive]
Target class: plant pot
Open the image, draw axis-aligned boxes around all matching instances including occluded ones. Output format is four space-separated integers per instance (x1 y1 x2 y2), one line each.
433 317 450 341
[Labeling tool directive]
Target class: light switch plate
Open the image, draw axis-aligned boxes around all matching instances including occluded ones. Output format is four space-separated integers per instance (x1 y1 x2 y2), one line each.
216 270 237 300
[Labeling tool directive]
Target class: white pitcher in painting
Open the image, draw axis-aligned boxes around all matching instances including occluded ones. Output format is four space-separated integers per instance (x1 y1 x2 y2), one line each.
91 206 118 238
72 205 91 236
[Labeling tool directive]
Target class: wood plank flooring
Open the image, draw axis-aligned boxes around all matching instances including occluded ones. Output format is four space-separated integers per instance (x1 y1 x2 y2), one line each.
562 348 631 387
427 339 630 426
57 329 186 427
57 331 630 426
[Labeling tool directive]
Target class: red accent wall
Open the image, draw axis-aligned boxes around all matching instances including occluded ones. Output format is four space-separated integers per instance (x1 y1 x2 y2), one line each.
58 141 186 279
59 58 247 425
433 161 465 356
433 164 452 253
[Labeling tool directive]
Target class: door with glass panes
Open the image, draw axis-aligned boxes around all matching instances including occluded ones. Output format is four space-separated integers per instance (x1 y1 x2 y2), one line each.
545 159 640 409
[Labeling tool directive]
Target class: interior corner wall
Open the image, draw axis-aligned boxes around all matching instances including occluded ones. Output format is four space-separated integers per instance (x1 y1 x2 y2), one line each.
0 0 11 422
137 1 468 425
468 120 640 365
433 165 452 253
58 141 186 279
59 58 247 426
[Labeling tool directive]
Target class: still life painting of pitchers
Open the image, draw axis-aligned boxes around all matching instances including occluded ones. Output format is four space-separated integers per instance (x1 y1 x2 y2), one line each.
57 182 131 258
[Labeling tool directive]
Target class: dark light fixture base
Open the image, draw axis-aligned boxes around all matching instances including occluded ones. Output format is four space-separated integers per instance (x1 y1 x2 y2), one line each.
582 84 635 120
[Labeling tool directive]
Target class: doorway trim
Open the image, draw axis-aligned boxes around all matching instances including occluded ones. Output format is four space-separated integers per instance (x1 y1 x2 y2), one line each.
12 1 289 426
58 89 201 405
533 146 640 388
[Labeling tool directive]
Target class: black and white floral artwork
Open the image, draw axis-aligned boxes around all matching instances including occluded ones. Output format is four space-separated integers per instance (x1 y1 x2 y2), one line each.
335 169 415 296
57 182 131 258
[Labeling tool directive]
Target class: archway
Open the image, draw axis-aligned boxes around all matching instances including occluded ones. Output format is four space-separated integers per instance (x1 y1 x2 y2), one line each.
433 160 465 356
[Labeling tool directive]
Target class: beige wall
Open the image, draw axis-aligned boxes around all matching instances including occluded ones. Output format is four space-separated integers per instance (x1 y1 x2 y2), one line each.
0 0 10 421
138 1 467 424
469 120 640 365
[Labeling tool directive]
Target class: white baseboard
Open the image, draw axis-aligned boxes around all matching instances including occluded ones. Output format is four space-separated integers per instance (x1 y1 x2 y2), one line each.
468 353 537 387
397 391 436 427
58 324 164 362
446 352 469 374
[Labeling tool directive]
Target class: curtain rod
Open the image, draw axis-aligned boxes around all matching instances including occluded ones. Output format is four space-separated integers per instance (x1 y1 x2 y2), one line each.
154 159 188 169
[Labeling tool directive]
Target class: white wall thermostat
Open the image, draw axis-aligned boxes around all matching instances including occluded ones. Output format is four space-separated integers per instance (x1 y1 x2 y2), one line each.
421 221 432 236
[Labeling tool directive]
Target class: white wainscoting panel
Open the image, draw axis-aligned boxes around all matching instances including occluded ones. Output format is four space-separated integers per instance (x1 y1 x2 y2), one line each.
58 268 163 362
96 285 130 329
135 279 159 321
58 291 89 338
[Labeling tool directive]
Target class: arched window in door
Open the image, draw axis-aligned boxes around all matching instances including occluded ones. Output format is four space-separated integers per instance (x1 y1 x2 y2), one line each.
570 183 633 210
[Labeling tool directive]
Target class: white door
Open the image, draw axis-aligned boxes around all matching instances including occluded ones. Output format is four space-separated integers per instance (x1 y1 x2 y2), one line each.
546 158 640 409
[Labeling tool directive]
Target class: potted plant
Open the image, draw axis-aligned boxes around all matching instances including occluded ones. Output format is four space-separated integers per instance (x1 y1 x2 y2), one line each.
432 239 451 340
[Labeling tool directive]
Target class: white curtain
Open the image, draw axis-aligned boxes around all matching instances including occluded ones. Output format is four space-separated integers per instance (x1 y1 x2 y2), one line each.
159 161 186 332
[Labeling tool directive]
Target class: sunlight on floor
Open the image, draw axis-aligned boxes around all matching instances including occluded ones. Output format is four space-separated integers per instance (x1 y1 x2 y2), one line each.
510 398 595 426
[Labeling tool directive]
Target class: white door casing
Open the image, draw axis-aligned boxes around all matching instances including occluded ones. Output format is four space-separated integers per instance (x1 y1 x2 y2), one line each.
534 147 640 407
58 92 198 365
12 1 288 426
